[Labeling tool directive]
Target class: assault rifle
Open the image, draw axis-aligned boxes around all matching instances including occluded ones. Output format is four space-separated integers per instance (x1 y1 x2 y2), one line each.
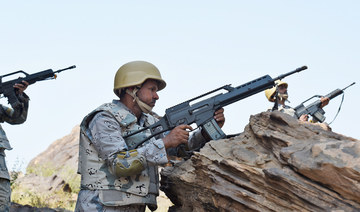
124 65 307 149
294 82 355 123
0 65 76 106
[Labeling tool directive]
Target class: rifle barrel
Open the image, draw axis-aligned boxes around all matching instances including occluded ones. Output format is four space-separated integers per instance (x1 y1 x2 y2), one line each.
326 82 356 100
342 82 355 91
274 65 307 81
55 65 76 73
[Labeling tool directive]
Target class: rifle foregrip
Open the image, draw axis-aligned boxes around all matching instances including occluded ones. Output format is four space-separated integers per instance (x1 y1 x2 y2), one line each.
325 89 343 100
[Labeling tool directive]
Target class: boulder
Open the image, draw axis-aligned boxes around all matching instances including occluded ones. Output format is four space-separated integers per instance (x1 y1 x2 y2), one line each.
161 111 360 212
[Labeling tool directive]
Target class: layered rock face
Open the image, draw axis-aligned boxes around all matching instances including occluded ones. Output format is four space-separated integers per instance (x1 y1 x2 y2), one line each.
161 111 360 212
17 126 80 194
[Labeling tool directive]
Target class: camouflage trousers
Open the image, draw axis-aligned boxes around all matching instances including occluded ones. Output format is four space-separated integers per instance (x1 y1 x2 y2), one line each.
0 178 10 212
0 150 10 212
75 190 146 212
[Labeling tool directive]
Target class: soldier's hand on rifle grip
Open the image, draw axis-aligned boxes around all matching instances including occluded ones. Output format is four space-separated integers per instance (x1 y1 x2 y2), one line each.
163 125 193 149
214 108 225 128
320 97 330 108
13 80 29 94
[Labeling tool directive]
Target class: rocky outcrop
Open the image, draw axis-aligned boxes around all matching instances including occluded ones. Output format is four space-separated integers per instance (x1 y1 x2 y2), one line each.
12 111 359 211
161 111 360 212
11 126 80 211
10 202 68 212
16 125 79 194
27 125 79 174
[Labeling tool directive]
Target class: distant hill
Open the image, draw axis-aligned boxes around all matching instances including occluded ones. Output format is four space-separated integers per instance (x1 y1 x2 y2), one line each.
11 125 80 211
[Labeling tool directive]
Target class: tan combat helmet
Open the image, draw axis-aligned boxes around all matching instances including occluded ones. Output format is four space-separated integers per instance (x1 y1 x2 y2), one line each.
113 61 167 95
265 80 288 102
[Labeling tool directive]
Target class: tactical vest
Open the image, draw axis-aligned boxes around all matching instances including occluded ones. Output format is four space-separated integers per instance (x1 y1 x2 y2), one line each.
78 101 160 206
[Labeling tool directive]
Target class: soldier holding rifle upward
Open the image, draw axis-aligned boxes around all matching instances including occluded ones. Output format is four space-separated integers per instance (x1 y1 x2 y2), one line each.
0 80 29 212
0 65 73 211
265 80 330 121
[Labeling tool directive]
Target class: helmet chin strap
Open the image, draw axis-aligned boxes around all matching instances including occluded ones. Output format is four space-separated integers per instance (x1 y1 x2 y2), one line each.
278 93 290 103
126 88 153 114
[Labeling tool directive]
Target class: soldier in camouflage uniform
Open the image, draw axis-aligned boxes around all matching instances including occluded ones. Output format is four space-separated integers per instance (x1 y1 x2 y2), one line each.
265 80 329 121
75 61 225 212
0 81 29 212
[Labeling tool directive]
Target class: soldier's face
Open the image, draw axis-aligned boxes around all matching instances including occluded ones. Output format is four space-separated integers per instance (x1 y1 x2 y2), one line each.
137 80 159 107
278 84 287 94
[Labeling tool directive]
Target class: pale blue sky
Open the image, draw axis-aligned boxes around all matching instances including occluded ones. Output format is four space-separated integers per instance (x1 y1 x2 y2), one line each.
1 1 359 172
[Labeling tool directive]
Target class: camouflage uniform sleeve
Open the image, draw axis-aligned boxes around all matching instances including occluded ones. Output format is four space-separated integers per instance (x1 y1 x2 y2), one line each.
88 112 168 178
0 93 29 124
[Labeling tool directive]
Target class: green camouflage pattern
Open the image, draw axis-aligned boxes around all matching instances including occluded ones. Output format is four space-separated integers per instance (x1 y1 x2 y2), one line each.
0 177 10 212
0 93 29 210
0 92 29 151
0 150 9 180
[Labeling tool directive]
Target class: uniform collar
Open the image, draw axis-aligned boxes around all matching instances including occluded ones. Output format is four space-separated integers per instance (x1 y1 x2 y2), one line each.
112 99 147 126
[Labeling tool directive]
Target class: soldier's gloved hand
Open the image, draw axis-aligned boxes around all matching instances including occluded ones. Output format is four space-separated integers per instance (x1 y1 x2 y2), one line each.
163 125 193 149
